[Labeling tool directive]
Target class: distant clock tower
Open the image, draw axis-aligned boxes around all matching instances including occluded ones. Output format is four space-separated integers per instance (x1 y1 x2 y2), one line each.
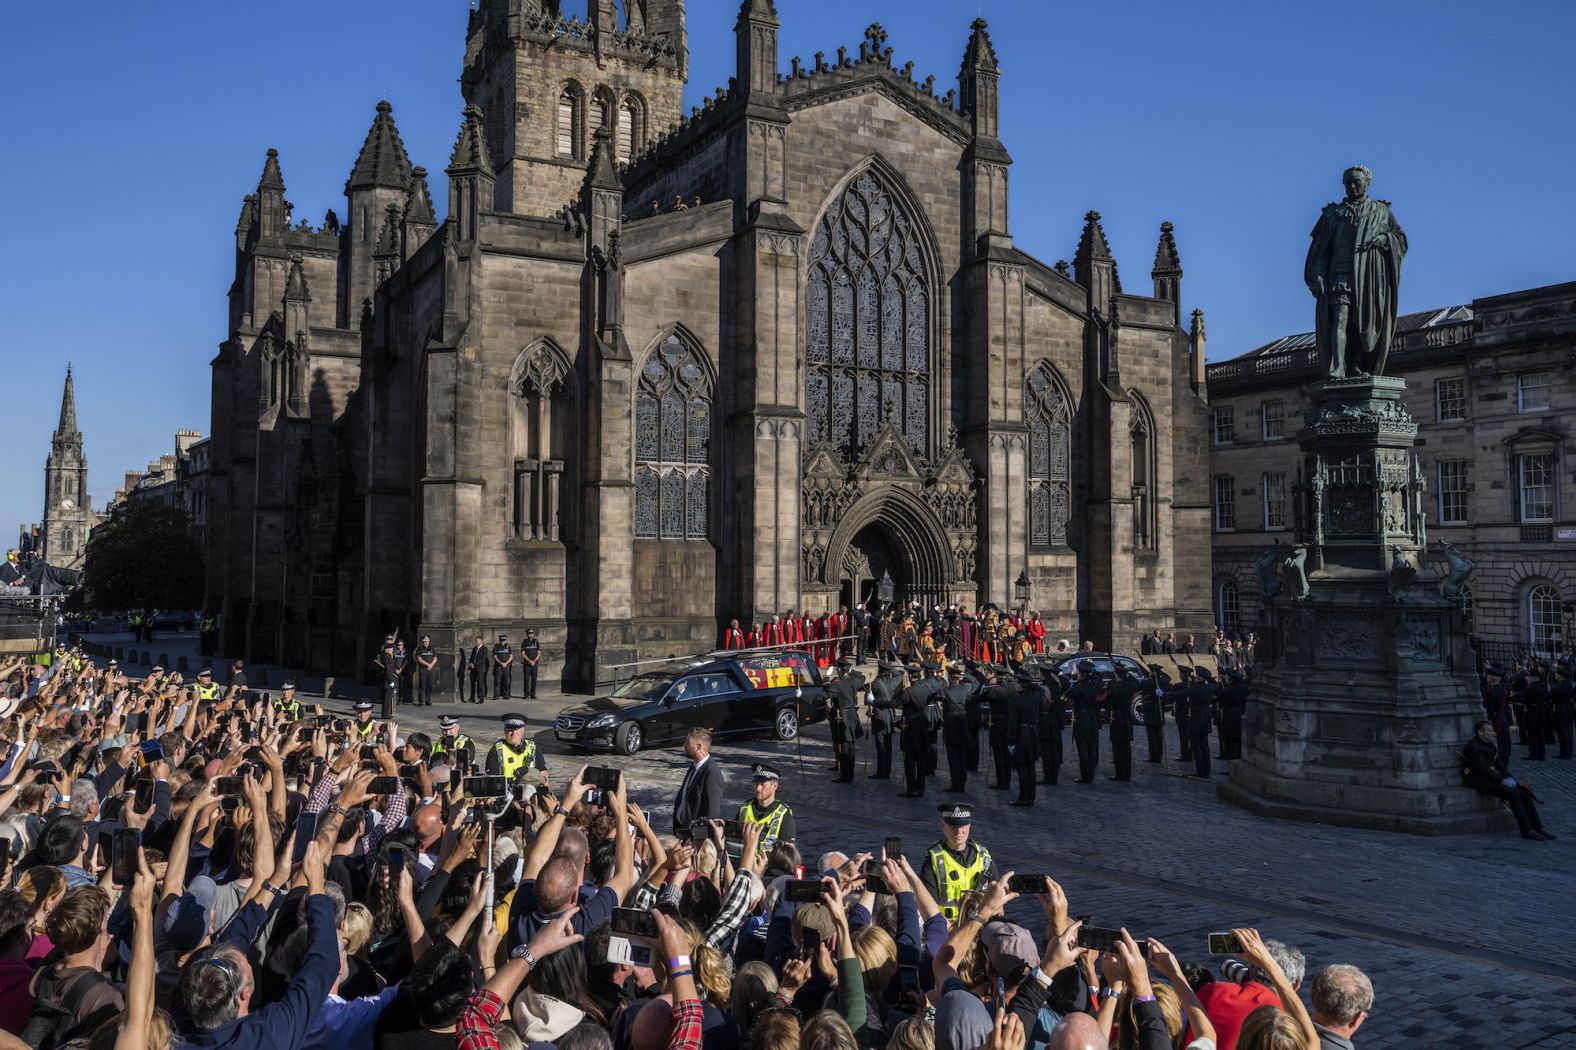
41 366 89 569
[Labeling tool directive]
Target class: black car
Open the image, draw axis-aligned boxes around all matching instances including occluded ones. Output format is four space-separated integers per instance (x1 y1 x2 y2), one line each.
553 649 828 755
1038 652 1167 724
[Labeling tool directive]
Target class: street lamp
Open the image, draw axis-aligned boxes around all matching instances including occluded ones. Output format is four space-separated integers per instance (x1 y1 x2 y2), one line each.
878 569 894 607
1014 569 1031 610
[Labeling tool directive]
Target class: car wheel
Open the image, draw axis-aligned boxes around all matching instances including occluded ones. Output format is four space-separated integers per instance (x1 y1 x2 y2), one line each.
614 722 643 756
774 706 799 742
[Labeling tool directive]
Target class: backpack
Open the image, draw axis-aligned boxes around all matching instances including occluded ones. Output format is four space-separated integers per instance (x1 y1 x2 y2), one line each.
21 966 110 1050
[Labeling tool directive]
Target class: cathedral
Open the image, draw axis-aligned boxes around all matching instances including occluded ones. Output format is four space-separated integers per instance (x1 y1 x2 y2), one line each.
40 368 94 571
205 0 1214 691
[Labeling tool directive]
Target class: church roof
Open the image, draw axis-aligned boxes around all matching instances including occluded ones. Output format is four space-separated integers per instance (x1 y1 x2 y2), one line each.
1225 305 1473 362
346 101 412 194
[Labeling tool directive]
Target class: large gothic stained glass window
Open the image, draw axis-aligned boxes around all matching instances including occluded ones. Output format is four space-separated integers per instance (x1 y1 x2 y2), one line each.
806 171 930 455
1026 363 1072 547
635 334 711 540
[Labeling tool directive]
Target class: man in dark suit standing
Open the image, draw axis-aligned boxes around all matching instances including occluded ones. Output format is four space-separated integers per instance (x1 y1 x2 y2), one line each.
673 727 725 832
467 634 490 704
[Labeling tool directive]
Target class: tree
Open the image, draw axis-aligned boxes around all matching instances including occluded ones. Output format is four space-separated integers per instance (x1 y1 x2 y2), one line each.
83 502 204 612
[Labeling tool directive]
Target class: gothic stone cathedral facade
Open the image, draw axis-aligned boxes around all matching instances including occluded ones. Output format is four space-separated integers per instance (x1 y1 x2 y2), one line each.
205 0 1214 691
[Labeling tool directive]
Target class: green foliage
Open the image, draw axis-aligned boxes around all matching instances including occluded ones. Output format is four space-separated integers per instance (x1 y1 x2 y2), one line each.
83 502 204 612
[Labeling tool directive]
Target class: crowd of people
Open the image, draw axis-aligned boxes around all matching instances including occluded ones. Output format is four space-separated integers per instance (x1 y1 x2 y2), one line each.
0 641 1385 1050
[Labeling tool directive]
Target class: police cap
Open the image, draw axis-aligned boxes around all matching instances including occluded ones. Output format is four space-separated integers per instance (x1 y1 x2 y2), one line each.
197 668 213 677
438 715 460 730
938 803 972 826
1195 667 1215 681
354 701 374 713
281 681 296 690
751 763 781 783
502 714 528 731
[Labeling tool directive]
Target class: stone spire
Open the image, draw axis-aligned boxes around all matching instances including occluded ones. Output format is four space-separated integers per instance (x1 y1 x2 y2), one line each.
258 148 285 191
583 127 623 194
1151 221 1183 324
958 18 1001 142
404 165 437 227
446 106 495 242
1074 210 1120 305
735 0 780 97
447 105 494 176
256 149 288 240
1189 308 1207 389
284 253 311 302
56 365 78 439
345 100 413 194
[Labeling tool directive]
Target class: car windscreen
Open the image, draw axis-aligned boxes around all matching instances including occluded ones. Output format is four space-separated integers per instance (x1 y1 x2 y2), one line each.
610 673 674 700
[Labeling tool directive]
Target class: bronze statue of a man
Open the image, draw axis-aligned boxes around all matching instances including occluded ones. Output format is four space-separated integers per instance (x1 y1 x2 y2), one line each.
1304 166 1407 379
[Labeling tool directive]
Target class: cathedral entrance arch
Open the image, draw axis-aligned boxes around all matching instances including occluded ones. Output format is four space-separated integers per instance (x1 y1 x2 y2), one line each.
823 487 952 612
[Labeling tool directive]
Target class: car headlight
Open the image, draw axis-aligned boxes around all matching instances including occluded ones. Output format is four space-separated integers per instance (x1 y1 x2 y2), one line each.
585 714 616 730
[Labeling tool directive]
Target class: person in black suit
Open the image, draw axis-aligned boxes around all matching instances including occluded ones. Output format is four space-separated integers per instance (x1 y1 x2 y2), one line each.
1462 720 1554 840
672 727 725 832
1005 671 1043 807
467 634 490 704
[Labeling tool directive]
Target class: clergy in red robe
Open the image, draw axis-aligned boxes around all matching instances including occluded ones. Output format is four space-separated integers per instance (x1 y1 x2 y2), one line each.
798 614 815 648
767 616 786 647
723 619 745 650
784 612 802 645
1027 614 1046 654
831 606 851 657
815 612 833 666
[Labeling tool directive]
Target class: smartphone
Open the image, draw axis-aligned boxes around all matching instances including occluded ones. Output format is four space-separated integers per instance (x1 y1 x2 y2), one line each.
884 836 902 863
898 964 920 992
464 775 508 799
367 776 400 796
100 795 126 823
388 847 406 869
723 819 745 840
1076 926 1150 957
133 777 155 813
994 976 1005 1013
214 776 244 795
800 928 822 960
584 766 622 792
785 879 824 903
1208 932 1243 955
794 864 805 880
398 764 422 780
610 907 659 940
1006 873 1050 894
112 828 140 884
863 859 890 895
293 812 318 862
315 714 334 727
136 739 165 769
359 745 379 761
221 796 241 813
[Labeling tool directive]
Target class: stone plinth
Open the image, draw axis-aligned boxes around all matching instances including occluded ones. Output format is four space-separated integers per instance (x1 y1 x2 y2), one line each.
1219 376 1511 834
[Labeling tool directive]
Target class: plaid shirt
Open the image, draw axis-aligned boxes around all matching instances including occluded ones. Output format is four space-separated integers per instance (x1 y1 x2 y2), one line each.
667 998 705 1050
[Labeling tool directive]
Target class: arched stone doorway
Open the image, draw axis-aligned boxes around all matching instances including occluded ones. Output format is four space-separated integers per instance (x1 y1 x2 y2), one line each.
823 487 953 612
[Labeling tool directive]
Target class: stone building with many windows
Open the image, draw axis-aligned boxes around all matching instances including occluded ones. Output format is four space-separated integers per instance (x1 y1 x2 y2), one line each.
1208 280 1576 656
204 0 1214 690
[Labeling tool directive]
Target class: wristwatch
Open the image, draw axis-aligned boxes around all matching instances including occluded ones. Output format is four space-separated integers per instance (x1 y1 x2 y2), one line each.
964 909 985 925
325 803 347 817
511 944 537 965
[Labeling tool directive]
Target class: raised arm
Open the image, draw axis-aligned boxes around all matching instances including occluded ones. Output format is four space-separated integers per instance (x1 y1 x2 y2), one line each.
115 854 157 1050
1235 928 1317 1050
1146 938 1216 1048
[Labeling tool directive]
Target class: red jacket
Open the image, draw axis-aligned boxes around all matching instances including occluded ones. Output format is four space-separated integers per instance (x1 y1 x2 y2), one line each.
1197 980 1284 1050
723 627 745 650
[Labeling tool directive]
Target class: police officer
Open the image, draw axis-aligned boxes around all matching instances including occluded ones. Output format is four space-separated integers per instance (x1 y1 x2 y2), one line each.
519 629 541 699
1036 665 1065 785
415 635 439 707
486 713 546 785
940 663 978 792
866 659 900 780
1552 666 1574 760
1174 666 1194 763
920 804 996 922
492 635 514 701
897 663 932 798
985 666 1015 791
828 658 863 783
273 681 303 722
737 764 796 852
195 667 221 705
1188 667 1218 778
1068 660 1102 784
1218 668 1249 761
467 634 489 704
1105 665 1139 782
351 700 381 744
429 714 476 771
1006 670 1043 806
1141 664 1167 763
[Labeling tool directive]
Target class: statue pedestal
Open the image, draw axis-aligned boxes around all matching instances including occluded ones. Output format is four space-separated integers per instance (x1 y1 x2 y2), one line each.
1219 377 1511 834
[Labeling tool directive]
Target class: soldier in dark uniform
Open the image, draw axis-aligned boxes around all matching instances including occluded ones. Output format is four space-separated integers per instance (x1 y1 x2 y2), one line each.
964 660 985 772
1188 667 1218 778
1481 664 1513 768
467 634 489 704
897 664 931 798
828 658 863 783
374 637 399 719
1173 666 1194 762
392 640 411 706
492 635 514 701
985 668 1014 791
1036 665 1065 785
1006 670 1043 806
940 664 978 792
415 634 438 707
1522 666 1550 761
519 628 541 699
1218 668 1249 761
1552 666 1574 760
922 661 944 776
1068 660 1102 784
1105 665 1139 782
866 659 900 779
1141 665 1167 763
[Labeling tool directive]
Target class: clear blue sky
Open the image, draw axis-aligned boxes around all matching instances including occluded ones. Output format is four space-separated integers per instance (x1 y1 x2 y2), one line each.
3 0 1572 535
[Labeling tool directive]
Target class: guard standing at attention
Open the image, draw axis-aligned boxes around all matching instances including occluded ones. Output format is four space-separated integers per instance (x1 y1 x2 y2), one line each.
828 658 864 783
1069 660 1103 784
392 639 411 707
1173 666 1195 763
1141 665 1167 763
737 764 796 853
1552 665 1574 760
429 715 476 771
1006 670 1043 806
920 805 996 921
1105 665 1138 782
866 659 900 779
940 663 979 792
486 713 546 785
985 667 1015 791
1036 665 1065 785
374 637 399 719
1522 667 1551 762
898 663 931 798
492 635 514 701
922 661 944 776
273 681 303 722
467 634 490 704
416 635 438 707
519 629 541 699
1188 667 1218 778
1218 668 1249 761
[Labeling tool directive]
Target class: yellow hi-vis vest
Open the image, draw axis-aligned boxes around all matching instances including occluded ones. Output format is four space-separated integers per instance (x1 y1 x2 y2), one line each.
431 733 474 761
492 739 536 779
739 800 790 850
196 683 221 703
353 718 379 741
927 842 994 920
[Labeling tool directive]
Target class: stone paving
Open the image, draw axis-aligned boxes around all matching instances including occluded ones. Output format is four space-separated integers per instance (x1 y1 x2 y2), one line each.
87 635 1576 1048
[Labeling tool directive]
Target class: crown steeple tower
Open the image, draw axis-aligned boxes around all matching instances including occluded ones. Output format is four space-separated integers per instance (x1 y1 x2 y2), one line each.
42 365 90 568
